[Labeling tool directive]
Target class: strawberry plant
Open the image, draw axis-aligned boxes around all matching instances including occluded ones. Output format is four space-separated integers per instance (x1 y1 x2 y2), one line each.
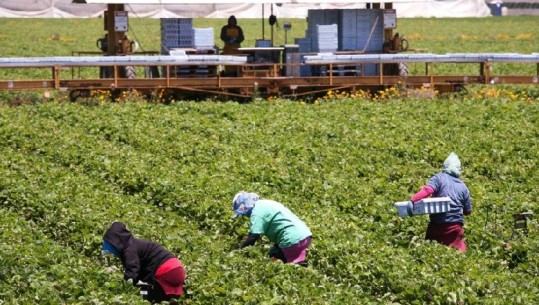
0 96 537 304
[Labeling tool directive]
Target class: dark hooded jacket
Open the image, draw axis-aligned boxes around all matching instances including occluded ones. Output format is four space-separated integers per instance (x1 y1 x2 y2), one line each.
103 222 175 285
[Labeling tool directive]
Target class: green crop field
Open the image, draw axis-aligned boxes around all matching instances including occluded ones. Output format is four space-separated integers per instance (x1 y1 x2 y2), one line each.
0 16 538 305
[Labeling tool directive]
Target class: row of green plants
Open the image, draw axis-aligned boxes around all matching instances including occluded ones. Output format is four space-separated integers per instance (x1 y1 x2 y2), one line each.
0 96 537 304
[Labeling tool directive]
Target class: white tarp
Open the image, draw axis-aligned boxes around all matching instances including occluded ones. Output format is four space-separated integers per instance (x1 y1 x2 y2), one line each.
396 0 492 17
0 0 492 18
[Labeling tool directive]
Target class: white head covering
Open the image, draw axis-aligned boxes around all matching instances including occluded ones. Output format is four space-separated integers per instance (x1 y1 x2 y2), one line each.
232 191 259 218
442 152 462 177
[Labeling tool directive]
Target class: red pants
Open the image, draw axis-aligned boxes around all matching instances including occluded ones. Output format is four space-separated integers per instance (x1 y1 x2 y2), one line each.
147 258 186 303
425 222 466 253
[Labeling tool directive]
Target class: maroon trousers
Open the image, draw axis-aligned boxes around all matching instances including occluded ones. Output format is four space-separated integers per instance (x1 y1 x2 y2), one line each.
147 265 186 303
425 222 466 253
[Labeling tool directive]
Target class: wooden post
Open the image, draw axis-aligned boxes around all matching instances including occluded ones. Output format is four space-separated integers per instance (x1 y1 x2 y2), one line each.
53 66 60 89
329 63 333 86
114 65 118 88
484 61 490 84
430 63 434 86
166 66 170 87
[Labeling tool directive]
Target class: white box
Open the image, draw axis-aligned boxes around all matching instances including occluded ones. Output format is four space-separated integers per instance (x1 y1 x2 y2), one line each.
394 201 413 217
394 197 452 217
193 27 214 48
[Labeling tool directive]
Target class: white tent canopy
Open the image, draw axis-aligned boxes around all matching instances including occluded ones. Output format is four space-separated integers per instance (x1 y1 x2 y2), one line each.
0 0 492 18
79 0 420 4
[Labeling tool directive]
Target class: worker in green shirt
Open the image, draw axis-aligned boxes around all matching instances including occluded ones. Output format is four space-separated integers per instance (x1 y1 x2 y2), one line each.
232 192 312 267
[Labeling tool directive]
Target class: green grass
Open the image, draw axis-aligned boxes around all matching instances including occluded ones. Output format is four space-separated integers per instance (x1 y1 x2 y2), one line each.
1 16 537 57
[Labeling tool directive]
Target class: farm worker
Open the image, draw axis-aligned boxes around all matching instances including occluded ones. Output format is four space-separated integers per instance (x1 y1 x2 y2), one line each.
410 152 472 253
102 222 186 303
232 191 312 266
220 15 244 55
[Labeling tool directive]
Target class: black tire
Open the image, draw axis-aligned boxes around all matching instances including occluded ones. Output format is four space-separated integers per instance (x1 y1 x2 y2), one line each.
398 63 409 77
124 66 136 79
69 89 90 102
69 90 82 102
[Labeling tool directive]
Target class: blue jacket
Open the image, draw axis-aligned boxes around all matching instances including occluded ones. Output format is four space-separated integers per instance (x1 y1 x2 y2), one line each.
427 173 472 224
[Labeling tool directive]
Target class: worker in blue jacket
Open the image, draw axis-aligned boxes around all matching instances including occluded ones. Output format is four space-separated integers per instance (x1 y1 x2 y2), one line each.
410 152 472 252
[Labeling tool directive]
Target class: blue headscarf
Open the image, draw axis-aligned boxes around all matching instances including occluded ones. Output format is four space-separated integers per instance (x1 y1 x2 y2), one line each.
232 191 259 218
102 240 120 257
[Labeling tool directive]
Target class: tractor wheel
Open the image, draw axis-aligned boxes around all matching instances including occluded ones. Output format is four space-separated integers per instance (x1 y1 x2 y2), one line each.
124 66 136 79
69 89 90 102
398 63 409 77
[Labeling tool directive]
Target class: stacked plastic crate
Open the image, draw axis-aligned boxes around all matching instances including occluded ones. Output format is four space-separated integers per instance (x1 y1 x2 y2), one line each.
161 19 219 77
295 37 312 76
352 9 383 75
297 9 385 76
160 18 191 77
160 18 194 54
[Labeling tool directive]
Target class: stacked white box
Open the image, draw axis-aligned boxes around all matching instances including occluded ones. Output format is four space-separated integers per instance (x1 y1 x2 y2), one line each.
316 24 338 52
193 27 214 48
394 197 452 217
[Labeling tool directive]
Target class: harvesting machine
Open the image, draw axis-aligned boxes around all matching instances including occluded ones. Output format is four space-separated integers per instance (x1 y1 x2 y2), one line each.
0 0 537 101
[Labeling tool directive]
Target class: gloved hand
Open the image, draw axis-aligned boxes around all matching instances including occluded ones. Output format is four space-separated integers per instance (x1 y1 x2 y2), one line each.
136 281 151 299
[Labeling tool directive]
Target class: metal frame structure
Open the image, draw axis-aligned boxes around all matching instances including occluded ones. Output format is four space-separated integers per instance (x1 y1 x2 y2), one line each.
1 53 538 100
0 1 537 100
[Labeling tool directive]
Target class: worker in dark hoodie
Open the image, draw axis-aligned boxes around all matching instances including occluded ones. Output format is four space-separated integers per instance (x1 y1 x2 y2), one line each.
102 222 185 303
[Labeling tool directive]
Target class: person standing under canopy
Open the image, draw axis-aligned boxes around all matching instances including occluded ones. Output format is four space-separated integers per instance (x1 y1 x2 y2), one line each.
220 15 245 55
